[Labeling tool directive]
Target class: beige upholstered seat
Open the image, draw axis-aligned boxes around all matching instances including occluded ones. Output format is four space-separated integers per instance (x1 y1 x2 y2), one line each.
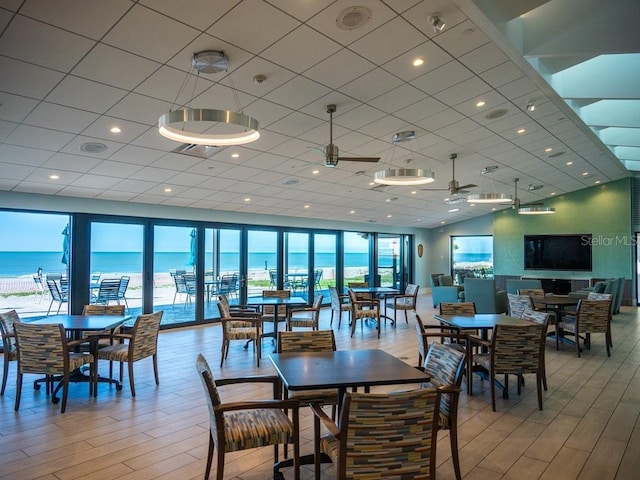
471 318 548 411
217 294 262 367
14 322 94 413
329 286 350 328
421 341 466 480
520 308 551 390
96 311 163 397
0 310 20 396
311 387 446 479
557 296 612 357
385 283 419 324
286 294 323 330
195 354 300 480
348 288 380 338
261 289 290 332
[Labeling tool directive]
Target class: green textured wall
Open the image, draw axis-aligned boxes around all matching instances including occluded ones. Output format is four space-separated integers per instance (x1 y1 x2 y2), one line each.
494 178 632 279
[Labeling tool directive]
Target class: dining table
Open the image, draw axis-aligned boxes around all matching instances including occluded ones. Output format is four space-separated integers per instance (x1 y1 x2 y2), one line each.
347 286 400 323
29 314 130 396
245 295 307 351
269 348 430 476
433 313 533 395
532 294 579 344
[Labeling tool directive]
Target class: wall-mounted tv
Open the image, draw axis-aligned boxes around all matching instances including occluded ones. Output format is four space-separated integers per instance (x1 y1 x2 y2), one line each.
524 234 592 271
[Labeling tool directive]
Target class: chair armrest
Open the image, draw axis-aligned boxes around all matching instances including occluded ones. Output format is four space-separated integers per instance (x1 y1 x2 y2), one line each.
216 398 300 413
309 402 340 436
215 374 283 399
67 339 91 349
353 298 380 308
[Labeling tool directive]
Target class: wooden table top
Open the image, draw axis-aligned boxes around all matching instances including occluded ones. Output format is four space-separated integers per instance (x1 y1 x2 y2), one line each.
29 314 129 332
433 313 532 330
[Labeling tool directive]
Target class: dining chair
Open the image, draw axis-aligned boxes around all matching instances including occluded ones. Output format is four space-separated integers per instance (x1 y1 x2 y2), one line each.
261 289 291 335
45 279 68 315
311 387 448 480
329 286 350 329
421 341 467 480
0 310 20 395
470 319 548 411
286 294 323 330
96 311 163 397
347 281 370 300
195 354 301 480
520 308 551 390
517 288 545 298
13 322 94 413
556 296 612 357
384 283 419 325
217 294 262 367
347 288 380 338
508 293 536 319
439 302 477 343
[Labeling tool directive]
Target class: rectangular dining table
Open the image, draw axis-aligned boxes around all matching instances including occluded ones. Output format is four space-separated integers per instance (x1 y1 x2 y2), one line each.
433 313 532 395
29 314 130 396
245 295 307 351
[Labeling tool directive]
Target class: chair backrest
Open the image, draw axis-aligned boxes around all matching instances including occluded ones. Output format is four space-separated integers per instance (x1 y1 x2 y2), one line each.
520 308 549 326
347 282 368 289
82 304 126 316
0 310 20 352
173 274 187 293
128 311 163 362
587 292 612 301
490 322 546 374
33 275 45 292
311 293 323 310
91 272 101 282
430 273 444 287
439 302 476 315
181 273 196 294
576 299 612 332
263 290 291 299
423 342 466 419
118 276 130 297
217 294 231 317
329 286 347 310
14 322 67 374
269 269 277 286
508 293 535 318
518 288 545 297
336 389 440 479
277 330 336 353
313 269 323 286
46 279 65 301
405 283 419 297
97 279 120 302
196 354 222 410
415 315 429 366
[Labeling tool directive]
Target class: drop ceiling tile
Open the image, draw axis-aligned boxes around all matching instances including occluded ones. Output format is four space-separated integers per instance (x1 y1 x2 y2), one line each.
339 68 404 103
0 92 39 123
410 60 474 95
303 49 376 90
46 76 127 114
81 117 149 144
0 56 65 99
60 136 125 159
179 187 216 200
433 76 492 107
106 92 170 126
150 154 201 173
499 76 539 100
415 109 466 133
262 25 342 73
0 161 36 180
42 153 102 173
103 4 200 63
266 0 334 21
480 61 526 89
455 90 509 117
89 160 144 178
0 15 94 72
24 103 100 134
140 0 242 32
128 166 178 182
131 193 168 204
206 1 299 54
195 177 241 190
25 168 82 184
433 19 491 58
109 145 166 166
369 84 428 114
0 178 20 190
267 112 325 138
112 178 156 193
0 144 53 167
350 16 426 66
13 180 65 195
4 124 75 151
135 65 213 105
459 42 509 74
161 196 196 207
71 173 121 189
263 75 332 110
393 97 449 124
382 40 453 81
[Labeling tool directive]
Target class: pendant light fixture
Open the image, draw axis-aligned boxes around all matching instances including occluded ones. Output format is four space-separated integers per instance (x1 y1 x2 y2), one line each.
466 166 513 204
373 131 436 186
158 51 260 146
512 178 555 214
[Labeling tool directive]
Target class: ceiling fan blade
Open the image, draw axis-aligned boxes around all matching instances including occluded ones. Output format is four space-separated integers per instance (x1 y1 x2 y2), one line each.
522 201 544 206
420 187 450 191
337 157 380 163
457 183 477 190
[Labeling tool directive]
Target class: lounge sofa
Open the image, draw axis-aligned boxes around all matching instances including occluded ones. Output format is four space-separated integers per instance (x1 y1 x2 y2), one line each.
569 277 625 314
463 278 508 314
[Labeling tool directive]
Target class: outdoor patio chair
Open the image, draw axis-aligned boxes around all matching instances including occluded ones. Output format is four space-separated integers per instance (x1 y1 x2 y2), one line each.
195 354 300 480
95 279 120 306
117 276 130 310
46 279 68 315
0 310 20 395
32 275 47 303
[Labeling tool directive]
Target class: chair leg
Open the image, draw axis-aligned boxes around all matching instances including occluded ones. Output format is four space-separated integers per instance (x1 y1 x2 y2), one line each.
1 357 8 395
536 373 543 410
449 426 462 480
14 372 23 411
490 371 496 412
205 433 214 480
153 353 159 385
216 441 225 480
60 375 69 413
128 361 136 397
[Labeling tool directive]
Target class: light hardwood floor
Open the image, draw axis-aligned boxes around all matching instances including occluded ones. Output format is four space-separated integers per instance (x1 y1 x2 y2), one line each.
0 294 639 480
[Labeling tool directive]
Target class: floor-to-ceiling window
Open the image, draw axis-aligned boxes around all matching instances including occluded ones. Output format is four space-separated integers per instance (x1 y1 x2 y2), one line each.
377 234 401 288
450 235 494 283
284 231 309 300
247 230 278 298
344 231 370 285
314 233 337 301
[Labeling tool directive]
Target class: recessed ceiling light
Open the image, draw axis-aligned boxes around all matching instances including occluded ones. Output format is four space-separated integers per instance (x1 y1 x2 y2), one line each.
231 153 239 158
476 101 486 107
491 207 497 211
595 180 601 184
517 128 526 134
244 197 250 202
412 58 424 67
545 147 553 152
368 182 375 186
312 169 320 174
164 188 172 193
411 190 417 194
448 208 459 212
387 214 392 218
526 101 536 112
550 192 557 196
582 172 589 176
49 174 59 180
469 203 476 206
416 218 421 221
440 221 446 224
110 126 121 133
304 204 310 209
566 161 573 165
350 210 355 214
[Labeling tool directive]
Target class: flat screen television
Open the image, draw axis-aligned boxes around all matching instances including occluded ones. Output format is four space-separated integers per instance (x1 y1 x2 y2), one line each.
524 234 592 271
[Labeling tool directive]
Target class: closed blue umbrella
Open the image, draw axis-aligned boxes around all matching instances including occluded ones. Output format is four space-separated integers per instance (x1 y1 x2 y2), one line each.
61 224 70 265
187 228 197 269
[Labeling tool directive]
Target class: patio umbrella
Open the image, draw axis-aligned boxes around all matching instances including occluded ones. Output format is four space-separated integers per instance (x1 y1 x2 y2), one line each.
61 224 70 265
187 228 197 269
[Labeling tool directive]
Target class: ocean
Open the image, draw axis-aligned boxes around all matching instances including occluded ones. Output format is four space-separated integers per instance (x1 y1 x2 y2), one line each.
0 251 394 277
453 253 492 264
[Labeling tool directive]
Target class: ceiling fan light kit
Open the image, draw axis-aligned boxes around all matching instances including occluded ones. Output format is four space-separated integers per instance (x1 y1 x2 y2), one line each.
466 192 513 204
158 51 260 147
374 168 435 185
512 177 555 215
518 206 556 215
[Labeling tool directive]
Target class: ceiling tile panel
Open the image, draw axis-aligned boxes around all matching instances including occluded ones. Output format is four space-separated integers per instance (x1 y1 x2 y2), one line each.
349 17 426 66
0 56 65 99
303 49 376 90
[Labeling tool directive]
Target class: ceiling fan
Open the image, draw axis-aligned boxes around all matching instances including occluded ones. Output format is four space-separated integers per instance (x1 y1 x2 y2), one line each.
421 153 477 195
317 104 381 167
512 177 544 209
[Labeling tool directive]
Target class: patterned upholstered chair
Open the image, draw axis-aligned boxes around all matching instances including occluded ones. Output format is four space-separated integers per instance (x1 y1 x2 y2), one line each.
517 288 545 298
195 354 300 480
217 295 262 367
96 311 163 397
347 288 380 338
421 341 467 480
329 286 350 329
82 304 126 376
508 293 536 319
520 308 551 390
384 283 419 324
310 387 447 479
0 310 20 395
261 289 290 333
557 296 612 357
471 319 548 411
286 294 323 330
439 302 478 343
13 322 94 413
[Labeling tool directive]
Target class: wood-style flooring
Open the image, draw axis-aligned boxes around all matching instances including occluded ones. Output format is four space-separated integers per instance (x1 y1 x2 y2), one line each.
0 294 639 479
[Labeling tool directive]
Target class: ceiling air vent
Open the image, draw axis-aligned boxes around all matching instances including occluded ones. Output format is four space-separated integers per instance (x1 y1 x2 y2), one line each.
80 142 107 153
172 143 222 158
485 109 508 120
